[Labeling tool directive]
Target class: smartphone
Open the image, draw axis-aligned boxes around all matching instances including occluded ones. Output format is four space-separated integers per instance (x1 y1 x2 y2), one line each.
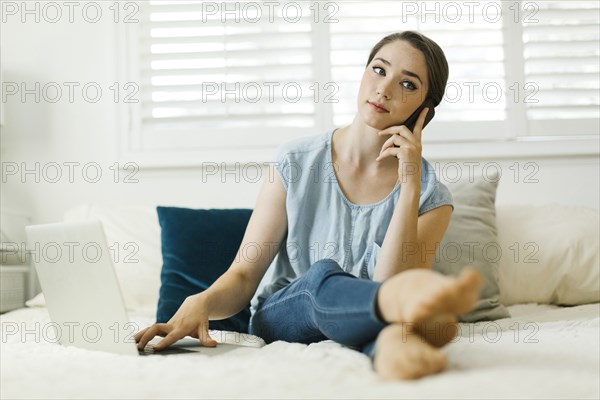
401 98 436 132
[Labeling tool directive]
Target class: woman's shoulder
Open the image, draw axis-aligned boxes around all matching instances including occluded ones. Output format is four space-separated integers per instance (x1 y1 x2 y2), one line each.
418 156 454 214
272 129 332 163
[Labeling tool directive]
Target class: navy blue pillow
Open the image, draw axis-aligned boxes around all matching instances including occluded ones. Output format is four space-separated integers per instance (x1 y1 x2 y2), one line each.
156 206 253 333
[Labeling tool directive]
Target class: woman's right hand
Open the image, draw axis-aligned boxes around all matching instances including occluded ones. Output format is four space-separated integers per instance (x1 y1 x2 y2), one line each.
133 293 218 351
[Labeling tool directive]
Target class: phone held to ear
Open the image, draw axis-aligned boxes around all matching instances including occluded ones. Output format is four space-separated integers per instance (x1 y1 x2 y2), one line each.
402 98 436 132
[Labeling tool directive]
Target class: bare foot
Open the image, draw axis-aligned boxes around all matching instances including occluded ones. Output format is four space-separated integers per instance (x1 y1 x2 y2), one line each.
413 313 458 348
373 323 447 380
376 267 483 326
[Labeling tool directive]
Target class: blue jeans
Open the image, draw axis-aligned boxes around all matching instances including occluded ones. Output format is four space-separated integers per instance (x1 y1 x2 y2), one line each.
248 259 388 359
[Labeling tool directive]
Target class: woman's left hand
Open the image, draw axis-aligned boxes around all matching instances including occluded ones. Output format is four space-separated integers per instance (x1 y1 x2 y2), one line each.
375 107 430 185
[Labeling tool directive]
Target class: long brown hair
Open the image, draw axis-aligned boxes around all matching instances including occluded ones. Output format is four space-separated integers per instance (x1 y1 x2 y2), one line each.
366 31 449 107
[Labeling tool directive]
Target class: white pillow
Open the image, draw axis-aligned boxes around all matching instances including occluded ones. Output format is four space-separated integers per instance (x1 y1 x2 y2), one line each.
28 203 162 317
497 204 600 306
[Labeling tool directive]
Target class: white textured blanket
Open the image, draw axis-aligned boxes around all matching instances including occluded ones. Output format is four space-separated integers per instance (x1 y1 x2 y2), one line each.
1 303 599 399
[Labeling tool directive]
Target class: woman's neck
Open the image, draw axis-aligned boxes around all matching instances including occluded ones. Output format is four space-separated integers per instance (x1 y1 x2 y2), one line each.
333 116 397 172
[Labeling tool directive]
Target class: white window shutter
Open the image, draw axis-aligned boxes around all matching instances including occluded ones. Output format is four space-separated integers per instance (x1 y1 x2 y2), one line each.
522 0 600 136
136 1 320 155
123 0 599 166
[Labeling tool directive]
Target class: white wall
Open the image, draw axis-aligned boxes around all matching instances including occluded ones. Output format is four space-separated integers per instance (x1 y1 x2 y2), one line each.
1 5 599 229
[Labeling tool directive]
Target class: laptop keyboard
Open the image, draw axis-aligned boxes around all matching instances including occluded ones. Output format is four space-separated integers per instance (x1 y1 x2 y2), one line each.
138 345 198 356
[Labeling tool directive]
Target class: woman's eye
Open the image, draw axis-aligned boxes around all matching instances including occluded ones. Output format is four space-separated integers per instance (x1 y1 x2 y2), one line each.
371 66 417 90
402 80 417 91
372 66 385 76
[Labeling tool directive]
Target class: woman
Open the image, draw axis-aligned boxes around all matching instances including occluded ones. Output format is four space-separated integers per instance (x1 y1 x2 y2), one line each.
135 31 483 380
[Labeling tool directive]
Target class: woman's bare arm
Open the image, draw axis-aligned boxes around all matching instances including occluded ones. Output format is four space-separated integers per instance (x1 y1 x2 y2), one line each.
374 108 453 281
134 164 287 349
203 163 288 319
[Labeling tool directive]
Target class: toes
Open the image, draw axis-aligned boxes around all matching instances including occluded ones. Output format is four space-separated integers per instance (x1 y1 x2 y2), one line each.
411 269 483 322
432 268 483 316
459 267 484 291
453 267 484 314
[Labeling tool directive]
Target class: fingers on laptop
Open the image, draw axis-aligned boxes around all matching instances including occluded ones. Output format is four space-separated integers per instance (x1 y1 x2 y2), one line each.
154 331 184 351
198 326 218 348
135 323 172 350
133 327 149 343
154 325 217 350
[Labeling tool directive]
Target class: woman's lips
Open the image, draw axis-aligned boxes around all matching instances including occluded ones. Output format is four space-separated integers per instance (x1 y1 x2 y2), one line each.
367 101 389 113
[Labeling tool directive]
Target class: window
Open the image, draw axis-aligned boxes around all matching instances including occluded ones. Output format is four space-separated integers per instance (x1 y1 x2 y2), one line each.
119 0 600 166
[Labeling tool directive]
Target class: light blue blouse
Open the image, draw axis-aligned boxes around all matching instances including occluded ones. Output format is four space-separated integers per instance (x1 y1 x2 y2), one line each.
250 128 454 316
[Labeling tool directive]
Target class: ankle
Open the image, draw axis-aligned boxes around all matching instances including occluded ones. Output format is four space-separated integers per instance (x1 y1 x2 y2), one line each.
375 283 391 324
375 280 399 324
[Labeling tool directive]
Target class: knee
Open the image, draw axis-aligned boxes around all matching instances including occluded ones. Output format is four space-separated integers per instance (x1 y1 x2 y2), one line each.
248 317 276 344
309 259 344 279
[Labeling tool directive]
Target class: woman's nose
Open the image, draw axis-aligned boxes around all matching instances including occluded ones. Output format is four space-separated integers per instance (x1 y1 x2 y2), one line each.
376 81 392 100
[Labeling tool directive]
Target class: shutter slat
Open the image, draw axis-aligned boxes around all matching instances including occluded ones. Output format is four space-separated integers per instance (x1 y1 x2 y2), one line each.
141 48 313 60
142 113 314 124
139 82 322 93
144 94 319 103
146 1 313 16
144 20 311 30
144 18 312 29
142 33 312 46
142 64 312 77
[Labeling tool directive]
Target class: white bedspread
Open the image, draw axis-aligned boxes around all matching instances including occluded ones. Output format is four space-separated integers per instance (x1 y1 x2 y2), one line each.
1 303 599 399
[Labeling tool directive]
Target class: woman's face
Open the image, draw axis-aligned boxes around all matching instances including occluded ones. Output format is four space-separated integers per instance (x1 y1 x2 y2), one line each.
357 40 430 131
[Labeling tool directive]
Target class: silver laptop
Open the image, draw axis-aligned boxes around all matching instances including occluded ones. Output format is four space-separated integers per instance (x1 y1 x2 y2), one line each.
25 220 200 356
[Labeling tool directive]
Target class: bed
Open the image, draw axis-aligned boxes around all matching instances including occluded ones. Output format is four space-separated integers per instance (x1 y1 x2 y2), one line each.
2 303 599 399
1 176 599 399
